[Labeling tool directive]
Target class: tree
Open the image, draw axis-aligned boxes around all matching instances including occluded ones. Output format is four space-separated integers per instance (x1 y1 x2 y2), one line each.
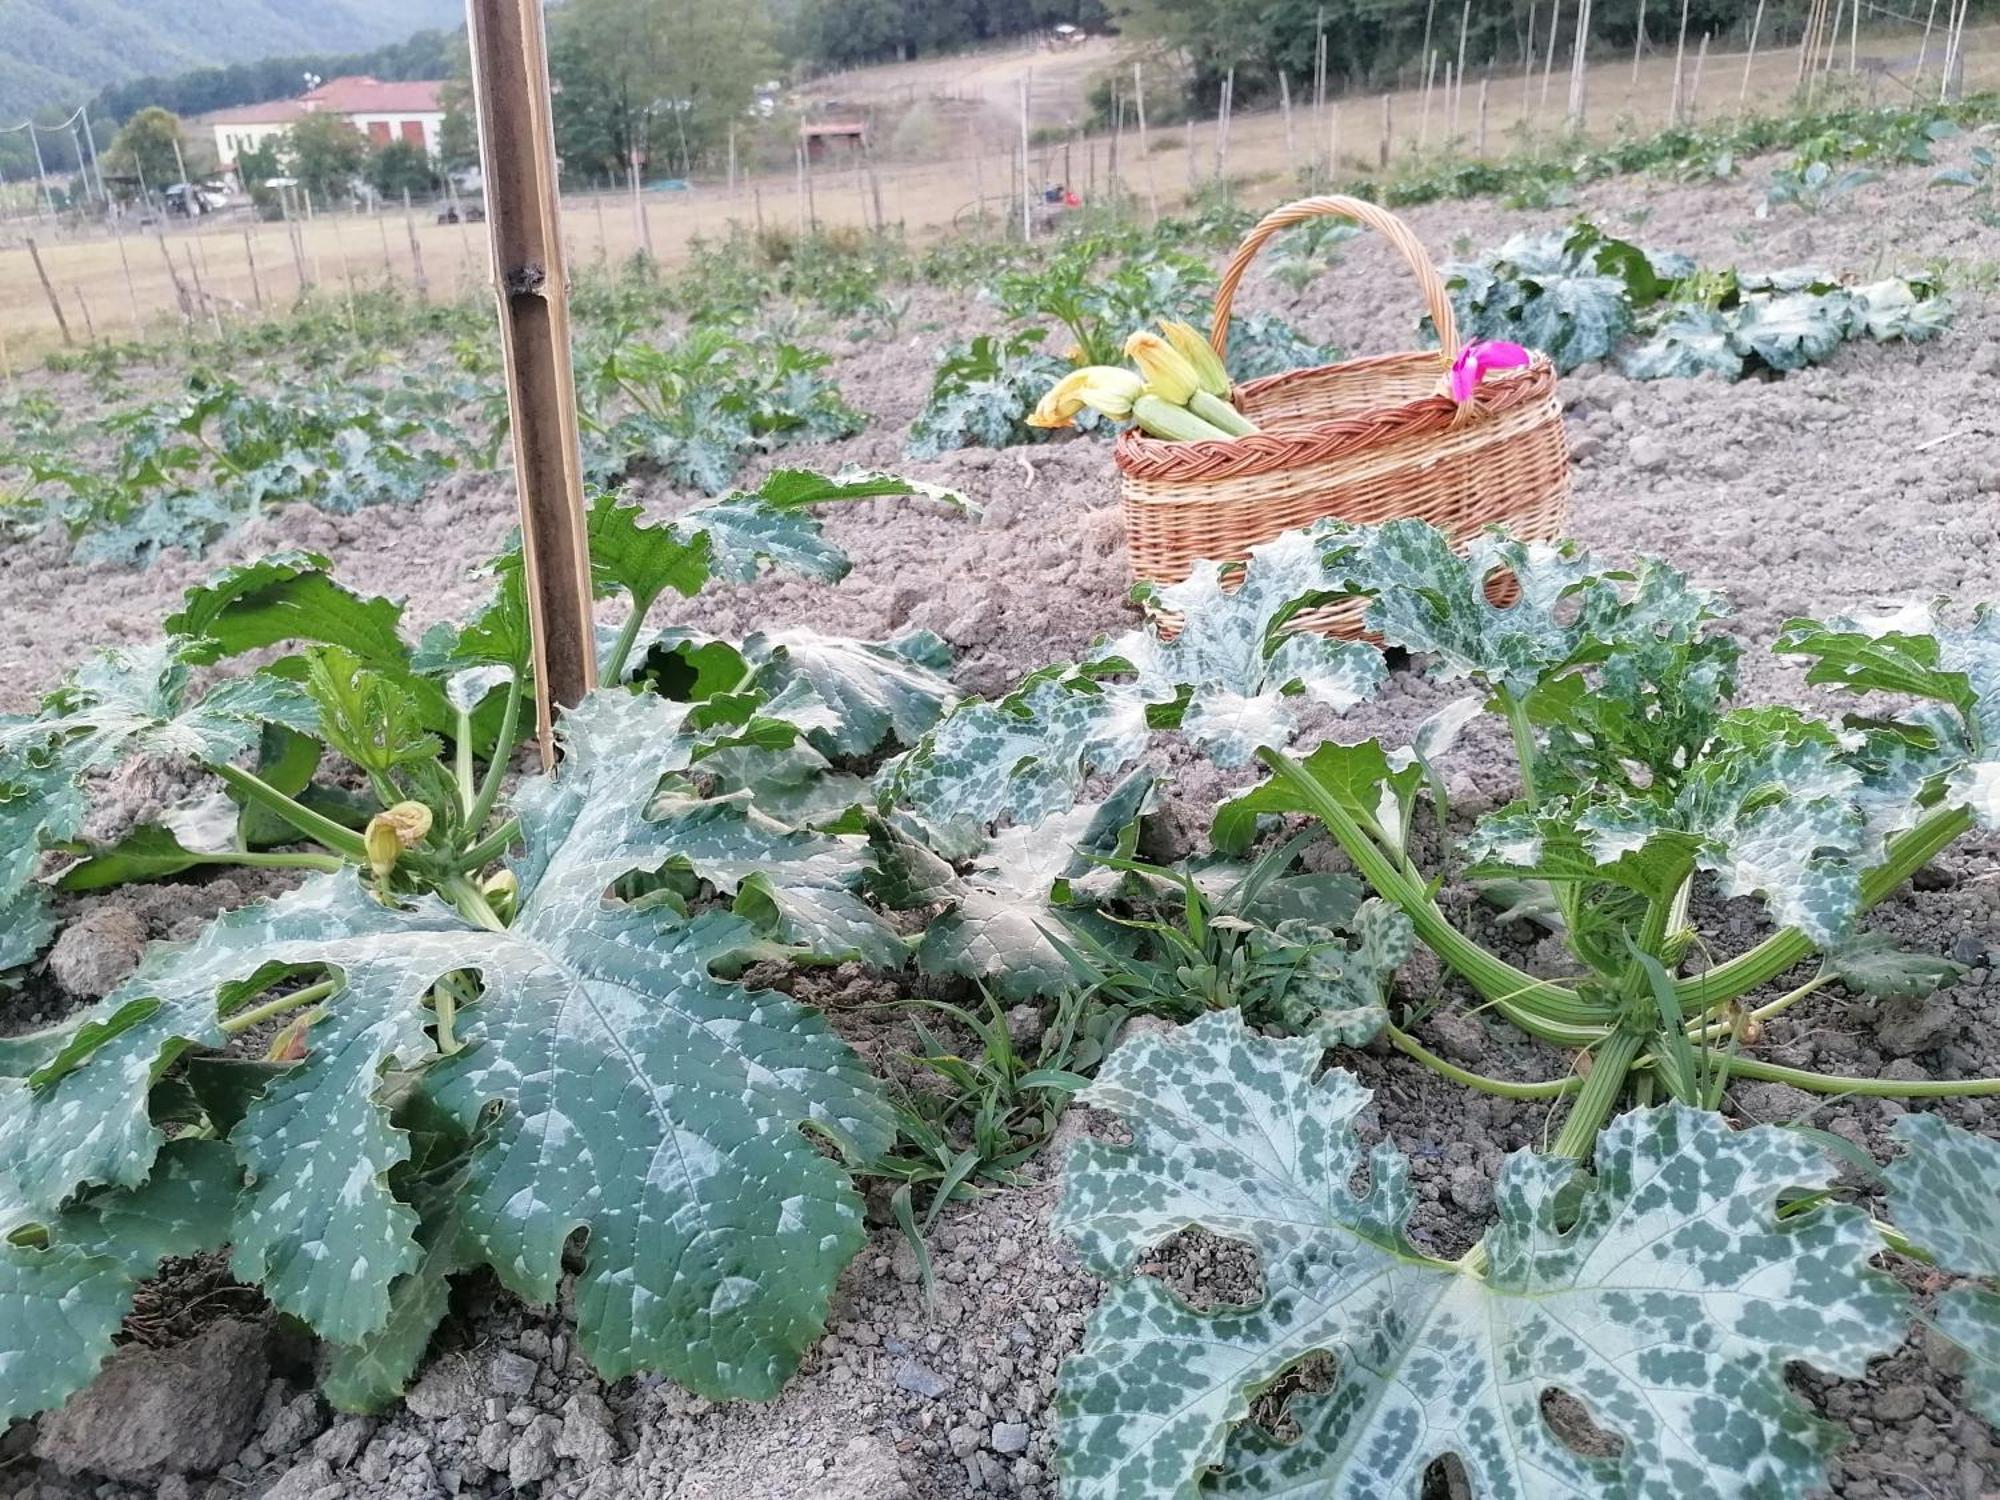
368 140 440 198
103 107 194 190
548 0 776 179
235 138 287 210
286 113 369 207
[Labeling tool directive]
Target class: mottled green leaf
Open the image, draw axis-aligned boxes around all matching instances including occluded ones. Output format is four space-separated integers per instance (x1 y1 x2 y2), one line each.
883 675 1151 860
1885 1114 2000 1422
742 629 958 756
1825 932 1965 999
165 552 409 669
1 691 894 1400
0 1140 239 1424
1055 1013 1905 1500
1106 529 1385 767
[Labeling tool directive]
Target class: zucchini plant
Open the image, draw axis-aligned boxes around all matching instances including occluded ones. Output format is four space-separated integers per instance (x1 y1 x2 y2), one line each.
1015 517 2000 1498
0 469 972 1421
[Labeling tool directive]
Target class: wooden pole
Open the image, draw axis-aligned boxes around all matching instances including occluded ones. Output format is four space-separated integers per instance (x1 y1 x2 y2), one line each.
794 142 807 236
1477 78 1489 154
376 211 395 279
1633 0 1648 85
156 233 193 324
1741 0 1767 104
1421 49 1438 148
1542 0 1562 112
1018 71 1032 241
1184 118 1196 192
242 229 264 311
74 288 96 344
1566 0 1594 127
971 131 986 230
1670 0 1691 122
1134 62 1158 224
1328 100 1341 177
1455 0 1472 133
115 218 143 330
593 187 609 266
465 0 598 763
281 194 309 293
1216 67 1235 183
402 191 428 300
1280 72 1296 177
1849 0 1859 73
1914 0 1940 85
1524 2 1539 120
26 240 70 344
1379 93 1393 169
1688 31 1710 119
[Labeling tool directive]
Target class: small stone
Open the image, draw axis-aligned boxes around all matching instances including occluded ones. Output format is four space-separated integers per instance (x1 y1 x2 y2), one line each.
1566 432 1601 462
260 1459 336 1500
476 1421 514 1471
34 1317 268 1481
261 1393 323 1456
403 1357 482 1420
891 1237 923 1285
1628 433 1671 472
947 1424 982 1459
46 906 148 999
488 1349 538 1397
991 1421 1031 1455
311 1419 371 1471
1949 930 1991 968
156 1479 191 1500
508 1414 563 1488
1970 341 2000 378
1874 1386 1926 1422
894 1360 948 1400
555 1392 619 1471
1004 1002 1046 1048
1426 1012 1486 1065
1447 1164 1494 1215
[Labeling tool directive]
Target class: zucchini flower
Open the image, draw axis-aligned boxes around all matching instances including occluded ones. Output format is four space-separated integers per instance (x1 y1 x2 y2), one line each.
1158 320 1231 397
364 801 433 881
1028 365 1144 429
1123 331 1203 405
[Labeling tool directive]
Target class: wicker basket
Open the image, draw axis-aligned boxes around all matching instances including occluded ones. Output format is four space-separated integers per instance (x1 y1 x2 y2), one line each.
1115 195 1571 636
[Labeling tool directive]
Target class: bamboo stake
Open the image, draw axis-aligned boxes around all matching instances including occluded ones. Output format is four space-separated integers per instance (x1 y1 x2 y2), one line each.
1134 62 1158 224
376 211 395 279
25 238 70 344
1380 93 1393 169
114 218 143 330
1822 0 1844 75
1419 0 1440 94
402 191 428 300
1568 0 1595 128
1524 2 1539 120
1328 100 1340 177
794 142 807 236
1185 118 1196 192
1741 0 1767 104
1018 71 1032 240
1281 72 1296 176
593 187 608 266
1542 0 1562 113
155 234 193 325
802 138 817 232
1421 50 1438 148
1915 0 1940 86
1849 0 1859 73
74 288 96 344
242 229 264 312
464 0 597 762
1444 63 1456 142
1670 0 1691 122
1455 0 1472 132
971 130 986 230
1217 67 1235 183
281 195 309 294
1633 0 1648 86
1687 32 1710 120
1477 78 1489 154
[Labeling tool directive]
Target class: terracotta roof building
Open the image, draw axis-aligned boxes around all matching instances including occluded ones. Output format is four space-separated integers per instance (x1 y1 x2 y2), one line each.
201 77 448 173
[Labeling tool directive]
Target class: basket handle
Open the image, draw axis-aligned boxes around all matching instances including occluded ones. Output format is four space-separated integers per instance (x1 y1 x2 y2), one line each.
1208 195 1461 370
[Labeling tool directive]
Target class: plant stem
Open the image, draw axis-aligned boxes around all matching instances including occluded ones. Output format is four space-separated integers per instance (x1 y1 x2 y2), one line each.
457 818 522 874
602 596 658 683
1685 972 1829 1042
212 764 367 861
1385 1024 1584 1100
444 874 508 933
1724 1056 2000 1097
219 978 337 1037
462 672 524 847
1499 687 1541 806
1258 749 1613 1041
454 706 476 817
1551 1025 1647 1159
1676 804 1972 1011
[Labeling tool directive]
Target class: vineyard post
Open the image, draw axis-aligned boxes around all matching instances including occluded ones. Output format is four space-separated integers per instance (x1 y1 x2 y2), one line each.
242 229 264 312
1633 0 1648 86
465 0 599 766
1567 0 1594 129
1542 0 1562 113
1454 0 1472 134
154 234 193 325
1742 0 1767 104
1915 0 1939 85
1687 31 1710 120
1523 2 1539 123
376 211 395 279
402 190 428 300
1280 72 1296 178
1134 62 1158 224
1477 78 1489 154
1421 50 1437 149
1018 72 1032 241
115 217 144 329
1671 0 1691 122
29 241 76 348
1379 93 1392 168
73 288 96 345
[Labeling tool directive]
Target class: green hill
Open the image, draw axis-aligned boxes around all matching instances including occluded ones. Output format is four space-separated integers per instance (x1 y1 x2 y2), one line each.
0 0 464 120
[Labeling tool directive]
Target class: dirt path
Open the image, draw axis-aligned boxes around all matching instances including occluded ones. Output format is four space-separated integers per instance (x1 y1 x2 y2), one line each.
2 144 1998 1499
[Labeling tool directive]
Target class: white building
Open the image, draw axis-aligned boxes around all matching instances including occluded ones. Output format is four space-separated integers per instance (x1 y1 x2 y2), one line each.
203 76 447 175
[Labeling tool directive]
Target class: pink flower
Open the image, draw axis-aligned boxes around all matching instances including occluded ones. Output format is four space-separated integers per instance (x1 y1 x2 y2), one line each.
1447 340 1532 403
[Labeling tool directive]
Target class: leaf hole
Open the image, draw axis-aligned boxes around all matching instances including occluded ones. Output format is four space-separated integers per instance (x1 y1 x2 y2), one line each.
1480 566 1523 610
1136 1227 1264 1312
1539 1386 1627 1460
1421 1454 1473 1500
1248 1351 1335 1441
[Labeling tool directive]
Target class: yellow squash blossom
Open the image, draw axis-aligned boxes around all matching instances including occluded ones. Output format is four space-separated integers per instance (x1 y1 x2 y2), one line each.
1158 320 1231 397
1028 365 1144 429
1123 331 1203 405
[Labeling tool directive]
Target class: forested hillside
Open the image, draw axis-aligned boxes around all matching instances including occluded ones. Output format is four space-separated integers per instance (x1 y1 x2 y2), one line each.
0 0 462 120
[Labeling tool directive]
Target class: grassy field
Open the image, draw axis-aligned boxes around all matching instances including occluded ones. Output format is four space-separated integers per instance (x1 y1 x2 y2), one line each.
1 23 1995 365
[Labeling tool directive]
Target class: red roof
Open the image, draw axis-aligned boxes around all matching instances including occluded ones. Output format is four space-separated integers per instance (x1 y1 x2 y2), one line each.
302 76 445 114
802 121 867 138
203 99 309 126
197 77 444 128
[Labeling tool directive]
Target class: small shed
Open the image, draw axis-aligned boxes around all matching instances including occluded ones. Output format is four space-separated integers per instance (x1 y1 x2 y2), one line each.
802 121 867 163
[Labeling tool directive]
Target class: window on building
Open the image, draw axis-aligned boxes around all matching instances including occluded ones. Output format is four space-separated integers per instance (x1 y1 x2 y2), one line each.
367 120 392 145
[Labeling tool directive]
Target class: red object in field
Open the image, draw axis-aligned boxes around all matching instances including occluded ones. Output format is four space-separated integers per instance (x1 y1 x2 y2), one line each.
1065 190 1081 207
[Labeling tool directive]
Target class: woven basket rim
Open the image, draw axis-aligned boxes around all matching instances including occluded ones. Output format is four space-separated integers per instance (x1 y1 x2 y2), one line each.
1112 351 1556 483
